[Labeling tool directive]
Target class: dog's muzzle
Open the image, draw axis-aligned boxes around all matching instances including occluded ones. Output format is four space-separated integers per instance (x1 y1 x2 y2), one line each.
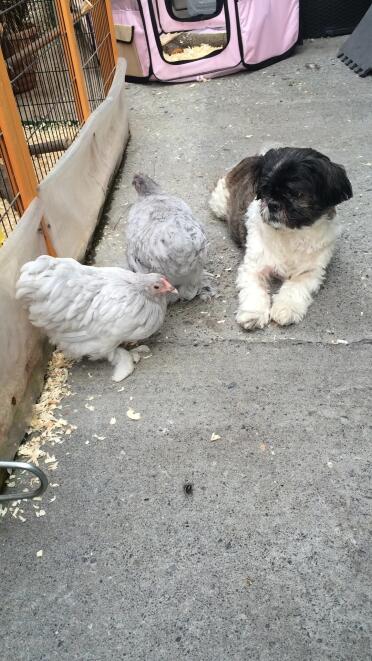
260 201 284 229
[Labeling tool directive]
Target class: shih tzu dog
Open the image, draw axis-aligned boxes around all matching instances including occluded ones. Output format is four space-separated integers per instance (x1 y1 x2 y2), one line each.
209 147 353 329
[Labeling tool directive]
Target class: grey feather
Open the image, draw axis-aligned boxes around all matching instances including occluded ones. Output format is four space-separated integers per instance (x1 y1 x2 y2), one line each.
126 174 214 302
16 256 168 360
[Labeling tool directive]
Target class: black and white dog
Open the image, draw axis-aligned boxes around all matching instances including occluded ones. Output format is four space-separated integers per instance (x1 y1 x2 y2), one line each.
209 147 353 329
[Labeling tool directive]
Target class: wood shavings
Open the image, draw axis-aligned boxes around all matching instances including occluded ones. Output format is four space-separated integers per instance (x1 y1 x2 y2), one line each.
110 417 116 425
18 441 46 465
160 32 181 46
126 408 141 421
92 434 106 440
210 433 221 442
36 550 43 558
35 509 46 517
85 404 95 411
117 387 125 392
164 43 223 62
15 352 73 482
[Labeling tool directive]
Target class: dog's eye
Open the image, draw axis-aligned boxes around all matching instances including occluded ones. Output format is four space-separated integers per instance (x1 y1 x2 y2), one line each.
296 191 305 199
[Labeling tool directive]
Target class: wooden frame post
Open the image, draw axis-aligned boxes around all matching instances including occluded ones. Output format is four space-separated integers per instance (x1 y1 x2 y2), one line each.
0 51 37 208
0 51 57 255
104 0 119 64
55 0 91 123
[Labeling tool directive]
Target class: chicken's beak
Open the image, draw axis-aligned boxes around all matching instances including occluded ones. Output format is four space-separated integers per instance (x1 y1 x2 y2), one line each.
160 278 178 295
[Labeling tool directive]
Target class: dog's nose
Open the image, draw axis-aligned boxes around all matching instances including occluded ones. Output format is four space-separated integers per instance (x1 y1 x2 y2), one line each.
268 201 280 213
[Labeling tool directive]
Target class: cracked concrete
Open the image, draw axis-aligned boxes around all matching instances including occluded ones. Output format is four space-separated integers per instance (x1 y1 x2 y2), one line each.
1 38 371 661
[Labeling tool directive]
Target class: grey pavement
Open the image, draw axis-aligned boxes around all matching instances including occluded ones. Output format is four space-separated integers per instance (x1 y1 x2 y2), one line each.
1 37 371 661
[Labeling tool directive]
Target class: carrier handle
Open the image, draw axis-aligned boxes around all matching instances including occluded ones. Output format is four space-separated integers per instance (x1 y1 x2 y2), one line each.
0 462 48 502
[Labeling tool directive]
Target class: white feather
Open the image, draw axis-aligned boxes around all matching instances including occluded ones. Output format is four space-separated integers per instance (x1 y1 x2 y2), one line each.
16 256 168 366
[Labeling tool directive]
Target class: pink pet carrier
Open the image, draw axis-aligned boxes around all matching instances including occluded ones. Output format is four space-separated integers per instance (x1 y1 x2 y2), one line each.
112 0 299 83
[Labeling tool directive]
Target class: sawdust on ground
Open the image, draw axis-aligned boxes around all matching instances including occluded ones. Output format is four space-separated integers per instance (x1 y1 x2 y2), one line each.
164 43 223 62
0 351 76 522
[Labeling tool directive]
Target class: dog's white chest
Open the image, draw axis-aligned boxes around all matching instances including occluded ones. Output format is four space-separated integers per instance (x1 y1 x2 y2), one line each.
246 203 339 278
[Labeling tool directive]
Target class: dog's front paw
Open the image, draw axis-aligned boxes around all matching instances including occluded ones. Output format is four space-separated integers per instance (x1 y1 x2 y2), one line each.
236 306 270 330
270 297 305 326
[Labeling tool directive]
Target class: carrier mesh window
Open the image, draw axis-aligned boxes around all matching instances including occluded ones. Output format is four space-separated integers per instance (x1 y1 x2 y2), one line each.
161 29 227 62
159 0 228 64
168 0 221 20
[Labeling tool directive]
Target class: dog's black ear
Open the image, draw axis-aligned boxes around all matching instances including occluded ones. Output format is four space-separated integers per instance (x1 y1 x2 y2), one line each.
251 155 265 185
321 159 353 207
248 155 265 195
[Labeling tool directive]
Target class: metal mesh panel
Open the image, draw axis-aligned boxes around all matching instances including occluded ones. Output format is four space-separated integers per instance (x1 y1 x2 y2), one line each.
73 0 116 110
0 0 117 247
0 132 22 244
1 0 81 183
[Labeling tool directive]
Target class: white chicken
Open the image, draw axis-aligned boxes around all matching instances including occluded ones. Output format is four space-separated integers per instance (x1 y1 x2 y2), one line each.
126 174 214 302
16 255 176 381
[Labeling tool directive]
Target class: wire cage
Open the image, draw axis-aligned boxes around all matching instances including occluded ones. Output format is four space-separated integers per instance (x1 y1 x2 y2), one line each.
0 0 117 246
73 0 116 109
0 131 22 243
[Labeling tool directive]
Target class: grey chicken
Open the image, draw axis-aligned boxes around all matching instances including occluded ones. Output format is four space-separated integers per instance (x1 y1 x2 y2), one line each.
16 255 176 381
126 174 214 302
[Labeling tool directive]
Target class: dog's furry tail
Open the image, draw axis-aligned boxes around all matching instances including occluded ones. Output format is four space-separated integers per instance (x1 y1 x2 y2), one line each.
209 176 229 221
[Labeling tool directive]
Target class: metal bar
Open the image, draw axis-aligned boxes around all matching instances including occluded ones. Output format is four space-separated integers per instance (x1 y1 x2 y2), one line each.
0 461 48 502
55 0 91 123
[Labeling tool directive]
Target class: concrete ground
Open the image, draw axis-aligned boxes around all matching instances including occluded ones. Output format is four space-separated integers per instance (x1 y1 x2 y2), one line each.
1 38 371 660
